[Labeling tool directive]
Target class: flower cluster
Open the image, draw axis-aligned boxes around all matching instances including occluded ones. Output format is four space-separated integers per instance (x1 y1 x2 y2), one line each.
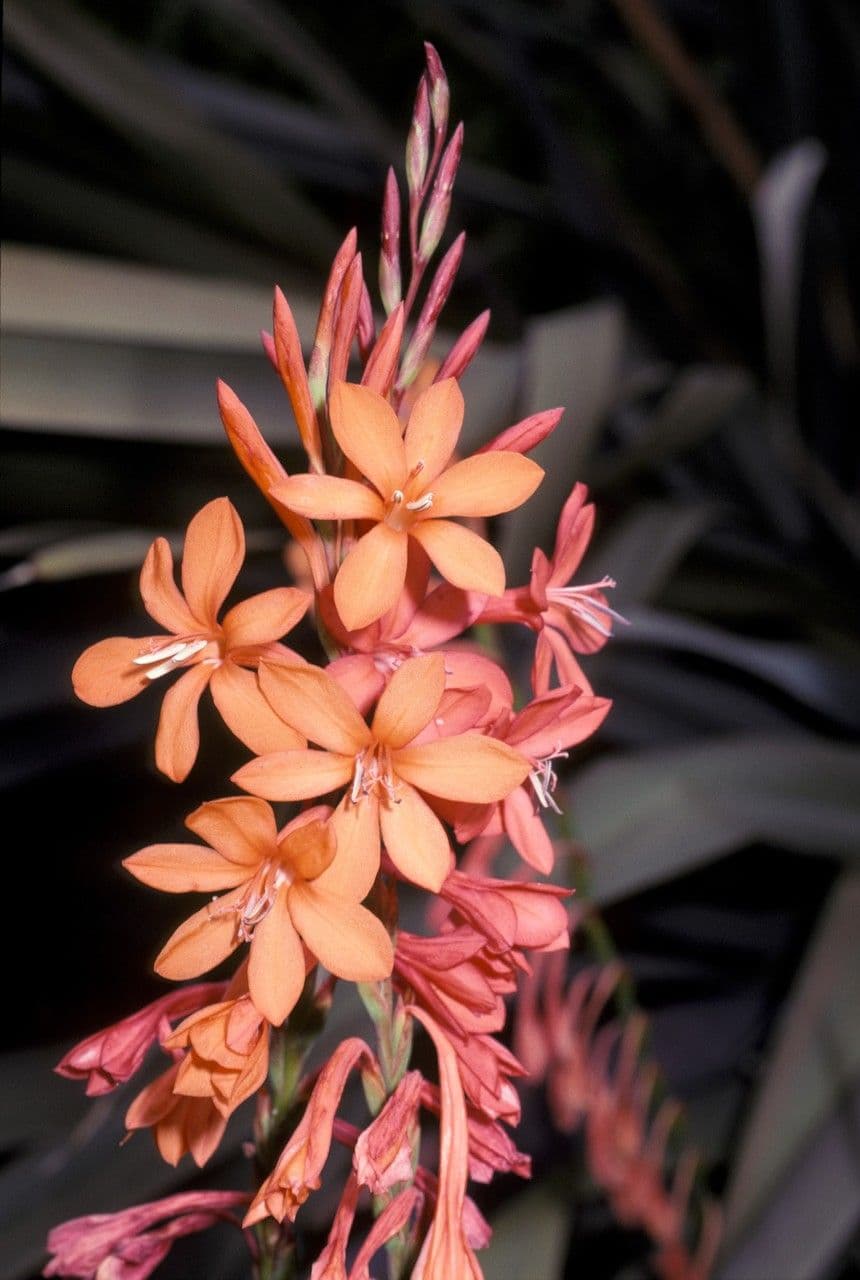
45 44 643 1280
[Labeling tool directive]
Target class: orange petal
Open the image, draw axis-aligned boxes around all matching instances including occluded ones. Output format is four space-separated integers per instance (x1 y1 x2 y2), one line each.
410 520 505 597
258 662 370 754
403 378 464 483
334 524 408 631
139 537 199 633
394 733 529 802
271 475 384 521
155 887 244 980
222 587 310 649
233 749 354 801
154 663 212 782
210 662 305 755
280 818 336 882
248 885 306 1025
329 382 406 496
180 498 245 626
288 883 393 981
123 842 252 893
430 453 544 518
313 793 380 900
380 782 453 891
185 795 277 864
371 654 445 748
273 286 322 472
72 636 153 707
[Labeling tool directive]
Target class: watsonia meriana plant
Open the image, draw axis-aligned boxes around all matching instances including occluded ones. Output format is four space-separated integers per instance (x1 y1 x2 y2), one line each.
45 43 650 1280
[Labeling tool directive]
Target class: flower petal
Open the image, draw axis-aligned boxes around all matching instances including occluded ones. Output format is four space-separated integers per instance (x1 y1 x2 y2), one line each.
258 662 370 754
140 537 200 634
72 636 154 707
430 453 543 518
184 796 277 865
288 883 393 981
233 749 354 802
394 734 529 803
334 524 409 632
501 788 555 874
271 475 384 521
123 843 253 893
410 521 505 597
329 382 406 497
155 888 244 980
180 498 245 626
222 587 311 649
371 654 445 748
248 885 306 1025
154 664 213 782
313 793 380 901
549 483 594 584
326 655 385 715
403 378 464 483
210 662 305 755
380 783 453 891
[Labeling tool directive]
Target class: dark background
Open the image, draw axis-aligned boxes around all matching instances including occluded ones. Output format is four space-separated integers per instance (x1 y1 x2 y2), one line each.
2 2 859 1278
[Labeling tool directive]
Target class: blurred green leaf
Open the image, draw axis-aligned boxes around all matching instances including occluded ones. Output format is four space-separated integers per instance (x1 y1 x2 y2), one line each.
570 734 860 903
482 1182 570 1280
586 500 718 607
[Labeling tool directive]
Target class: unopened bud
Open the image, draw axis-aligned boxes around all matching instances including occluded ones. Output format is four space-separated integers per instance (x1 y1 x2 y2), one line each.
424 42 449 138
380 168 402 315
436 309 490 383
418 123 463 262
406 77 431 196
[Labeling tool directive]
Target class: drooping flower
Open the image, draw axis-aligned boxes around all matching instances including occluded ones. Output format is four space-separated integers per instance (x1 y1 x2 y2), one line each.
54 983 224 1096
43 1190 248 1280
407 1007 483 1280
124 797 392 1025
163 991 270 1118
72 498 311 780
353 1069 422 1194
234 654 530 893
272 379 544 630
433 868 571 955
244 1038 378 1226
125 1060 227 1167
479 482 625 694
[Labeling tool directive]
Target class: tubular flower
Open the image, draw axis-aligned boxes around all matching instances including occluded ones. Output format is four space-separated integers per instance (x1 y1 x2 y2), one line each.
244 1038 378 1226
43 1190 248 1280
479 482 626 694
234 653 530 893
72 497 312 780
54 983 225 1096
353 1069 423 1194
124 797 392 1025
272 379 544 630
407 1007 483 1280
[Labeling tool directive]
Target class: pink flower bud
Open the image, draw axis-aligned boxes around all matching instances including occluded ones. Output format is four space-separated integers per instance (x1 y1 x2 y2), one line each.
362 303 404 397
357 281 375 361
328 254 363 394
406 77 431 196
478 407 565 456
273 286 323 472
435 309 490 383
380 167 402 314
353 1070 422 1193
418 123 463 262
397 232 465 391
424 43 449 139
308 228 358 410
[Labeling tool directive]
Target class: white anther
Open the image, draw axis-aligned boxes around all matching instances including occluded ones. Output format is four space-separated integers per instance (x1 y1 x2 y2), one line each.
139 637 208 680
391 489 405 504
350 756 365 803
405 492 434 512
133 640 187 666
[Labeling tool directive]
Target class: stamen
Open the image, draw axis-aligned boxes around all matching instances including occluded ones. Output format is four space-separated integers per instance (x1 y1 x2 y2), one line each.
350 755 365 803
546 578 629 637
405 492 433 512
133 640 187 666
528 749 569 814
139 637 209 681
391 489 404 504
407 459 425 481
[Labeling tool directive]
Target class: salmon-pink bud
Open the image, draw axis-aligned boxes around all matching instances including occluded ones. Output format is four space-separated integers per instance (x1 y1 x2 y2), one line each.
244 1037 377 1226
328 254 363 393
273 286 323 473
397 232 465 391
424 42 449 142
362 302 404 397
380 167 402 314
479 407 565 456
308 228 358 410
44 1190 248 1280
418 123 463 262
357 281 375 361
309 1172 359 1280
349 1186 419 1280
354 1070 422 1193
435 309 490 383
440 870 571 954
406 76 431 196
55 985 225 1097
261 327 278 371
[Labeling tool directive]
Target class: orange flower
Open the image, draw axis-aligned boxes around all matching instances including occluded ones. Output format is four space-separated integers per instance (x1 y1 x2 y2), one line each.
233 654 531 893
124 797 393 1025
125 1060 226 1168
272 379 543 630
72 498 311 781
164 992 269 1118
